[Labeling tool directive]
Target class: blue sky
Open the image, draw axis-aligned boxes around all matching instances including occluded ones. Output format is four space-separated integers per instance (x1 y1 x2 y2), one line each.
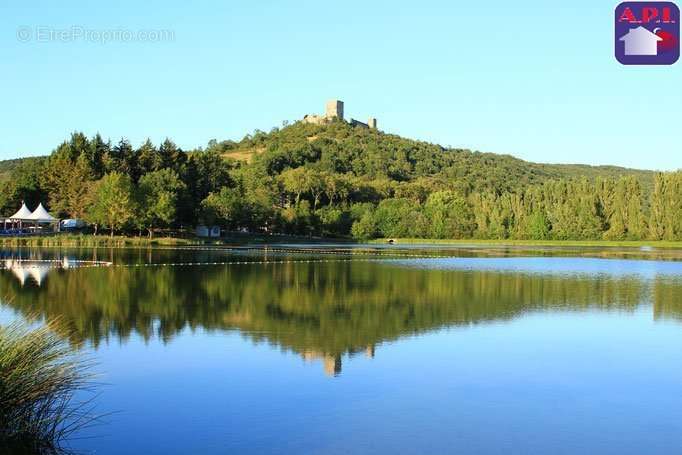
2 1 680 170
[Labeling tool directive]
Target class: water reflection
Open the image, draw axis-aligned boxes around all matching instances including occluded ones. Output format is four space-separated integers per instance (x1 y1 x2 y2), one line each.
1 253 110 286
3 259 54 286
2 249 682 375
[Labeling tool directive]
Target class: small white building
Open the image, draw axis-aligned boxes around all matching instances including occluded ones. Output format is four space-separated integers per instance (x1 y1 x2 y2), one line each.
195 225 221 238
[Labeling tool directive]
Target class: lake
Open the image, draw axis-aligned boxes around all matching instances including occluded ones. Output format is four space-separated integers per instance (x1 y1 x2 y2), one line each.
2 245 682 454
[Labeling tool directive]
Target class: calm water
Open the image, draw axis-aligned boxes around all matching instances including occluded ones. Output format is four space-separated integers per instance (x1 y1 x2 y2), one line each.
2 245 682 454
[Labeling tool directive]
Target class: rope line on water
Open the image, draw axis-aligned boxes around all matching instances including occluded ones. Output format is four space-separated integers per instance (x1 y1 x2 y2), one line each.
0 247 452 270
0 258 113 268
11 243 453 258
112 258 385 268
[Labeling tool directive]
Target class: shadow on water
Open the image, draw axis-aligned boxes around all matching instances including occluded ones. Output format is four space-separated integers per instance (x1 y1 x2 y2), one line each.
2 247 682 376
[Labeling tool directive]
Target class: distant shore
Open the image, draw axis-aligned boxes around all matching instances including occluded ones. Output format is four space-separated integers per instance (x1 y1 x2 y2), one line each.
0 234 197 247
0 233 350 247
3 234 682 249
369 238 682 249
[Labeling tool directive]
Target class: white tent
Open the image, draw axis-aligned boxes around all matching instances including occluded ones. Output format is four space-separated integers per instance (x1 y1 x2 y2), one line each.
3 202 59 233
27 203 58 222
9 202 33 220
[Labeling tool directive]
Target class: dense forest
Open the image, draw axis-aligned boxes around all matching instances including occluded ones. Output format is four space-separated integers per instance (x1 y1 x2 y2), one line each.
0 120 679 240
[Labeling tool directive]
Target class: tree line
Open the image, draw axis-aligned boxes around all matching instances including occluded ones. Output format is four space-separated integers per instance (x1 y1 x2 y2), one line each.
0 122 680 240
1 133 233 237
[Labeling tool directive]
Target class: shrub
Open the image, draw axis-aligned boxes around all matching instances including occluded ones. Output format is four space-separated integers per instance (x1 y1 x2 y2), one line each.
0 320 94 454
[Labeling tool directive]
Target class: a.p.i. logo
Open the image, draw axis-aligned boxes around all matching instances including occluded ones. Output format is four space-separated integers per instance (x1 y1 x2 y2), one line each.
615 2 680 65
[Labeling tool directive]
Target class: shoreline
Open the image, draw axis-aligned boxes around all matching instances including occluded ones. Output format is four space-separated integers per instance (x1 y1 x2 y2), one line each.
371 238 682 249
0 233 353 247
2 234 682 249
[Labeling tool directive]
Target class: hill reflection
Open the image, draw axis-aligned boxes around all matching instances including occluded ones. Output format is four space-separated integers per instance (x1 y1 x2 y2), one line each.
2 257 682 375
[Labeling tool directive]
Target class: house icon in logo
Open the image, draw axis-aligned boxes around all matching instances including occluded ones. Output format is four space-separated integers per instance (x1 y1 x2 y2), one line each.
615 2 680 65
619 26 663 56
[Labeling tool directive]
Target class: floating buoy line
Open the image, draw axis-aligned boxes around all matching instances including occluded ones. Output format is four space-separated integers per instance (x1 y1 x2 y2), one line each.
113 257 385 268
0 247 453 270
3 246 680 274
0 258 113 269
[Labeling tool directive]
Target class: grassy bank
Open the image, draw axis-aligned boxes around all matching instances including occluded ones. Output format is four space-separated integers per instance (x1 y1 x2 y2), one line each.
0 234 201 247
0 233 354 248
6 234 682 249
367 238 682 249
0 321 93 454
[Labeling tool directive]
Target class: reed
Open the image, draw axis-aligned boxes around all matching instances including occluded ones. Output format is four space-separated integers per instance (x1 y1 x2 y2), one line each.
0 234 198 247
0 320 95 454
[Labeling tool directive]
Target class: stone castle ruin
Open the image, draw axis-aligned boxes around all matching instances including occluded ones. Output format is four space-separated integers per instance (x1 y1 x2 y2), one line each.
303 99 377 130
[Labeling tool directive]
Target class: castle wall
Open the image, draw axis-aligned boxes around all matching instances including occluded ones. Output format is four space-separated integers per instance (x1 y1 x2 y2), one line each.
303 100 377 129
303 114 326 125
325 100 344 120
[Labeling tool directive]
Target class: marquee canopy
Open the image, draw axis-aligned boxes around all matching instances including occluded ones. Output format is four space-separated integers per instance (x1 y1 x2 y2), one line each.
4 202 59 224
27 203 58 222
9 202 33 220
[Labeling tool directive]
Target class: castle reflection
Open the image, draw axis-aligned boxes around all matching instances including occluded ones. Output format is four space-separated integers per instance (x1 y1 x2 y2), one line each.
2 251 682 376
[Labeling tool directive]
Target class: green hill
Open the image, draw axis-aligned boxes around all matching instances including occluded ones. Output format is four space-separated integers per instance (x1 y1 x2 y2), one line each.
219 120 654 193
1 120 653 191
0 158 26 181
2 120 674 242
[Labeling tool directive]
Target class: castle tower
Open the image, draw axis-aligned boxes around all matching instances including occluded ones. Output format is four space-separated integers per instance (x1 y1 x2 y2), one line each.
368 117 377 129
325 99 344 120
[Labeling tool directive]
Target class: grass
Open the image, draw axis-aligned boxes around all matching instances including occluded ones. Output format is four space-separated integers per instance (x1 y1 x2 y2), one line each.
367 238 682 249
0 232 353 248
6 233 682 249
222 145 265 163
0 320 95 454
0 234 200 248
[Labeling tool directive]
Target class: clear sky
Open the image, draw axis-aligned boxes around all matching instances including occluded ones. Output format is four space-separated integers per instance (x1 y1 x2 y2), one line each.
2 1 680 170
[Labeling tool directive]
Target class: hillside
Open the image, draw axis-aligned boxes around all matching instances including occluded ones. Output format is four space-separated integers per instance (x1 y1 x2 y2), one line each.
1 120 679 241
1 121 653 192
218 120 654 193
0 158 27 181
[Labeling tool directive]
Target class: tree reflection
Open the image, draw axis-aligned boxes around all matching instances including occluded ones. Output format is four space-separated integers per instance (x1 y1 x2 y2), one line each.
2 256 682 375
